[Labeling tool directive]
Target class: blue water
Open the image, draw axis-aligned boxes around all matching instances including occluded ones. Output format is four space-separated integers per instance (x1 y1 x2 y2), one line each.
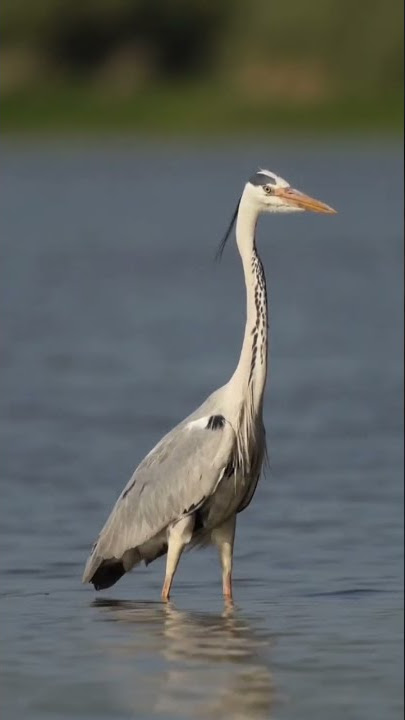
1 141 403 719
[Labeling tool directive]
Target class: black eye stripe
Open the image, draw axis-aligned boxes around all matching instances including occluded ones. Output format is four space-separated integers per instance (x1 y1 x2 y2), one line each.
249 172 276 187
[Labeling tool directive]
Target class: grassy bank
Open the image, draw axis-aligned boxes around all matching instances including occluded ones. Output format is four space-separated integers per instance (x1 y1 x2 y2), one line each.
2 85 402 137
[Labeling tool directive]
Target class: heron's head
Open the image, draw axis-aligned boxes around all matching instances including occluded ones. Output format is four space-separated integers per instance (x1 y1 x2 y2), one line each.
245 169 336 214
216 168 336 258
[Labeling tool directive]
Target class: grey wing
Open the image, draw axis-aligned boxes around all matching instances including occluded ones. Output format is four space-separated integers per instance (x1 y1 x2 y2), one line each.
82 414 235 583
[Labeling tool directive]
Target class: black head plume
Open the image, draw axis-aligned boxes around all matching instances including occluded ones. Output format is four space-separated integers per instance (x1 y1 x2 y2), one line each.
215 197 241 261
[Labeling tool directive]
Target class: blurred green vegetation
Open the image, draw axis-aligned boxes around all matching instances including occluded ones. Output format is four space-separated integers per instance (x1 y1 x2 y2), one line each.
1 0 403 135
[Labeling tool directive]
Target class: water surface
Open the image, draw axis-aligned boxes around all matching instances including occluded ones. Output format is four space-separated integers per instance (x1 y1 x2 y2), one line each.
1 141 403 719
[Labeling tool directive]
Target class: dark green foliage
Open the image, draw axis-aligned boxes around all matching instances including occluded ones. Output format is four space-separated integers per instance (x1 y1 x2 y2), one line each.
1 0 403 132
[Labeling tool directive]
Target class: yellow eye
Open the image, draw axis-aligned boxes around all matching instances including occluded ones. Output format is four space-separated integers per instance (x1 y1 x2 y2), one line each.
264 185 274 194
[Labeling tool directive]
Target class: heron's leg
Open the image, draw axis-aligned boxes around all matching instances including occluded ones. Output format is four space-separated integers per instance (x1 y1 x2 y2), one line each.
161 516 194 602
211 514 236 602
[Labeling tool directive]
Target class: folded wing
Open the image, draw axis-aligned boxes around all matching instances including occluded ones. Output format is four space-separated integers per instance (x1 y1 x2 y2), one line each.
82 414 235 584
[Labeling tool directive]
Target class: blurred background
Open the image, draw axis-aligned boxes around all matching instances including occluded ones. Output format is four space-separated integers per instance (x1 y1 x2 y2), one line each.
1 0 403 134
1 3 403 720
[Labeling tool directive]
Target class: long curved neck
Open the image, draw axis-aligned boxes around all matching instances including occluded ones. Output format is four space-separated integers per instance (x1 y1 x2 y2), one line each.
229 194 269 413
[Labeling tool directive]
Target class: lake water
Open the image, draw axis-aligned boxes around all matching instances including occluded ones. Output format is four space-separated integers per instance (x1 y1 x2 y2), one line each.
0 140 403 719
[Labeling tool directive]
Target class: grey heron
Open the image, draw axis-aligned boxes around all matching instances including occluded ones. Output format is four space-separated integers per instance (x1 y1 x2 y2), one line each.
82 169 335 602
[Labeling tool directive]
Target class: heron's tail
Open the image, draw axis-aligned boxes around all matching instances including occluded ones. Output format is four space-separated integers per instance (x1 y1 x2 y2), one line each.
86 559 126 590
82 543 142 590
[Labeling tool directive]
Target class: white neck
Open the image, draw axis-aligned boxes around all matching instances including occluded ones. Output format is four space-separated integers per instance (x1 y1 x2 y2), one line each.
228 192 269 415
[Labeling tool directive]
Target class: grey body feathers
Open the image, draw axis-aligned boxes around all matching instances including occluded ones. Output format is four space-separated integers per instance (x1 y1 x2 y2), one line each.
82 386 265 590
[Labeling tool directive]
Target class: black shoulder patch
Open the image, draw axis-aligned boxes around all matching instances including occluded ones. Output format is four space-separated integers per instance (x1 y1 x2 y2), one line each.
206 415 225 430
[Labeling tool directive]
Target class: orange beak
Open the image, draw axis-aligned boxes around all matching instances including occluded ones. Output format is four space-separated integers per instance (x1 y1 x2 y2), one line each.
275 187 337 214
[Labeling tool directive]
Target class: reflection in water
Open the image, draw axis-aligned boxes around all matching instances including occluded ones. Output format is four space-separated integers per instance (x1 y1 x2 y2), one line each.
93 599 274 719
